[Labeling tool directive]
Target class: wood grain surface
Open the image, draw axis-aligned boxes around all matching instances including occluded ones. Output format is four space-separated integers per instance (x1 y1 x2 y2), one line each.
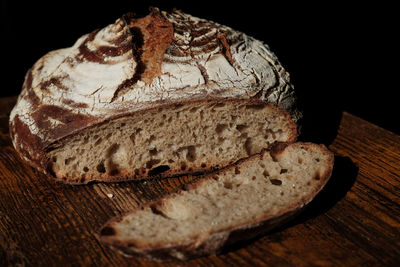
0 96 399 266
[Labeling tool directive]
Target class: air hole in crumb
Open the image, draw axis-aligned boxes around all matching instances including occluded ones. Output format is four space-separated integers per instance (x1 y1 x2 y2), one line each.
148 165 170 176
189 107 198 113
94 138 102 146
236 124 248 132
235 167 240 174
134 169 140 175
149 148 158 156
107 144 120 157
83 167 89 172
280 169 288 174
120 122 126 127
146 159 161 169
199 110 204 120
148 135 156 143
96 162 106 173
180 162 187 171
298 158 303 164
150 205 168 218
270 179 282 186
252 176 256 180
244 138 253 156
315 158 320 162
263 170 270 178
130 128 142 144
64 157 75 165
201 163 206 168
186 146 196 162
280 192 284 196
174 103 184 109
215 123 228 135
214 102 225 108
224 181 233 189
168 117 173 123
105 133 112 139
82 136 89 145
52 157 57 162
168 159 174 163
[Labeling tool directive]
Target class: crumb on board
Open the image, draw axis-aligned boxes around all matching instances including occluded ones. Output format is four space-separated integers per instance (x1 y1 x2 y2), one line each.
107 193 114 198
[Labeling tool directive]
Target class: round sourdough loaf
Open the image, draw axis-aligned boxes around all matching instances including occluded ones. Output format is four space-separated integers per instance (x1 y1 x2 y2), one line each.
9 8 300 183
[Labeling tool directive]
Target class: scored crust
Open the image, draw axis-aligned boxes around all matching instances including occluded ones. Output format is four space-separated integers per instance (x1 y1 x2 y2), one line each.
9 8 301 181
98 142 334 261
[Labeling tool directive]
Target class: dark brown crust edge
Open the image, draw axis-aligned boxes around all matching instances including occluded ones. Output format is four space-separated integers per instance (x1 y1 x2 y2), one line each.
97 142 334 261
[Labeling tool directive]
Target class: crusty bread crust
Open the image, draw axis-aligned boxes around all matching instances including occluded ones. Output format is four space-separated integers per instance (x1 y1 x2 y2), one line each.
98 142 334 261
9 8 300 182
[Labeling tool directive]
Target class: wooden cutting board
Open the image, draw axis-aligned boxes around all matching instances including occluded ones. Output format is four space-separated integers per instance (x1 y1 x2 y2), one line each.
0 96 399 266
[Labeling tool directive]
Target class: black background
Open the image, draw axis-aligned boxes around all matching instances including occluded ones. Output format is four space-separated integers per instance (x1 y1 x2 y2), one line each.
2 1 398 136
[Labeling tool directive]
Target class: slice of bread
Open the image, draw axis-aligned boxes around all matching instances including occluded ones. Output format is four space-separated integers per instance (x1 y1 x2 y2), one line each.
99 142 334 261
44 100 297 184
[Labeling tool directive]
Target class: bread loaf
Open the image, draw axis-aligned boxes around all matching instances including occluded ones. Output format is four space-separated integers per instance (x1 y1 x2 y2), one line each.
9 8 300 183
99 142 334 261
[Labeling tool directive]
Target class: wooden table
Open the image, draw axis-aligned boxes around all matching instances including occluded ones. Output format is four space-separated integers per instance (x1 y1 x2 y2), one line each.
0 96 399 266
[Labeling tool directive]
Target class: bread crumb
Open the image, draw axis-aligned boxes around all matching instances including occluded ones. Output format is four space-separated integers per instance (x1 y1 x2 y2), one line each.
107 193 114 198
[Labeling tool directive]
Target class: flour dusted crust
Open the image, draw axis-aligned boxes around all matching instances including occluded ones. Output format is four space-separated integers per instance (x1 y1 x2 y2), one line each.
9 8 300 174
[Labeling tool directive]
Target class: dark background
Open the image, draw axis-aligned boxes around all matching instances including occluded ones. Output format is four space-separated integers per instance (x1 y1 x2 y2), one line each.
1 1 398 135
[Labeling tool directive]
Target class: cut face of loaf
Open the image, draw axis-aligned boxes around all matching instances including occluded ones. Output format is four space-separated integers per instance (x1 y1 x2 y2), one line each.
47 100 297 183
99 142 334 261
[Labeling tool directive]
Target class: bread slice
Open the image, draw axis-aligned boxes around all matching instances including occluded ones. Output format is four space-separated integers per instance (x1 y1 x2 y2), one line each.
99 142 334 261
43 100 297 184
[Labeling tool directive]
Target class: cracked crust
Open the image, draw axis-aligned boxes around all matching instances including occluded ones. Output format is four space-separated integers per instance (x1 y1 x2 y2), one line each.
10 7 301 176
